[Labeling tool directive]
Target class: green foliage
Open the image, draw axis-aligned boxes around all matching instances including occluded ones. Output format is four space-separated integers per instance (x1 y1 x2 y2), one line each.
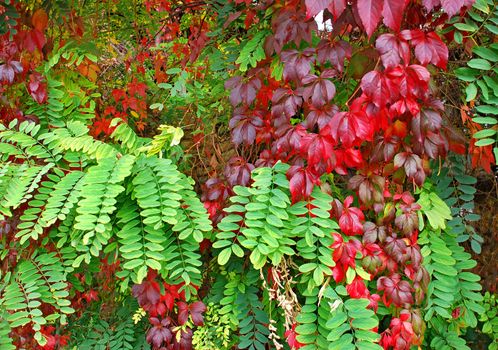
292 188 338 291
0 118 211 345
214 162 296 268
70 297 150 350
0 252 73 346
453 0 498 160
296 286 381 350
430 155 483 253
479 292 498 350
192 302 235 349
214 162 340 280
236 30 269 72
419 175 484 349
27 43 100 128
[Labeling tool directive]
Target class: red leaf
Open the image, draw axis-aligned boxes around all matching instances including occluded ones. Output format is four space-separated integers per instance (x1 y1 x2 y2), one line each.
229 107 264 145
405 30 448 69
356 0 383 38
177 302 189 325
224 156 255 187
338 195 365 236
287 165 319 202
327 0 347 20
422 0 440 12
361 70 389 107
281 48 315 82
0 61 22 83
302 70 337 108
376 33 410 68
305 0 332 18
316 39 352 72
329 110 373 148
382 0 407 32
32 9 49 31
441 0 465 17
300 128 336 168
271 88 303 118
189 301 207 326
285 324 304 349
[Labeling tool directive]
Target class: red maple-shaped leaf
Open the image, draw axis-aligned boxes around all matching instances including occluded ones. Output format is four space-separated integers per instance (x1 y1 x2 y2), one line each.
160 283 185 311
28 73 48 104
281 48 315 82
302 70 337 108
271 8 316 54
393 151 426 186
300 127 336 169
0 60 22 83
271 88 303 118
361 70 390 107
287 165 319 203
331 233 362 282
229 107 264 145
305 103 338 130
375 34 410 68
177 301 206 326
377 273 414 307
327 0 347 20
329 110 373 148
356 0 383 38
338 195 365 236
146 317 173 348
316 39 352 73
401 30 448 69
349 174 385 207
224 156 255 187
225 75 262 107
347 277 369 298
285 323 304 349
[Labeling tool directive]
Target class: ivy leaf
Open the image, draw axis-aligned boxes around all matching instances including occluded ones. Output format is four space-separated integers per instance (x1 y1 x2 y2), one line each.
327 0 347 20
376 33 410 68
302 70 337 107
287 165 318 203
403 30 448 69
305 0 332 18
441 0 465 17
316 39 352 73
281 48 315 82
356 0 383 38
382 0 406 32
230 107 264 145
361 70 389 107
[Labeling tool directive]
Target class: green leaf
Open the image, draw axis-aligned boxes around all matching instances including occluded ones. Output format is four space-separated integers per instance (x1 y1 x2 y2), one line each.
466 83 478 101
218 247 232 265
468 58 492 70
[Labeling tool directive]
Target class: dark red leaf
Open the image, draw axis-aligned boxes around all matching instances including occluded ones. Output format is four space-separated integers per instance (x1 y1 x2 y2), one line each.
229 107 264 145
316 39 352 73
224 156 255 187
375 34 410 68
302 70 337 107
327 0 347 20
356 0 383 38
361 70 389 107
281 48 316 82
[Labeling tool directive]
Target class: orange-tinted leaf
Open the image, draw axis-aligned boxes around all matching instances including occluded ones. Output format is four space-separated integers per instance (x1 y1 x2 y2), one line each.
32 9 49 31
